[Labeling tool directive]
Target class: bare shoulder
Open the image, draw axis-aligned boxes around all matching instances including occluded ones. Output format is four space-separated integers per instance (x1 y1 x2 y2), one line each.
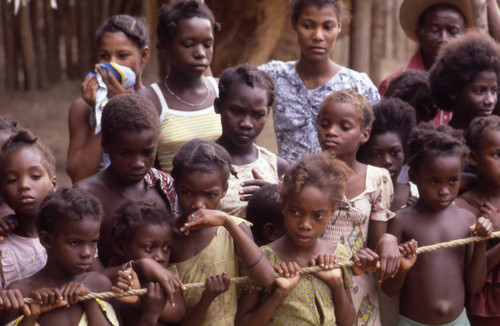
276 156 289 177
68 98 90 120
137 86 161 115
317 238 338 254
78 271 112 293
448 204 476 225
74 172 106 194
7 277 39 296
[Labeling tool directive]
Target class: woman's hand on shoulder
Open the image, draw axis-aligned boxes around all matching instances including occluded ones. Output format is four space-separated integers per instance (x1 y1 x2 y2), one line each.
180 209 230 235
310 255 343 286
351 248 380 276
273 262 300 295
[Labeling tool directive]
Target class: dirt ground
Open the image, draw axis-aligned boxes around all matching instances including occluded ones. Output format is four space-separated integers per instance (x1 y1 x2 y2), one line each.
0 78 278 188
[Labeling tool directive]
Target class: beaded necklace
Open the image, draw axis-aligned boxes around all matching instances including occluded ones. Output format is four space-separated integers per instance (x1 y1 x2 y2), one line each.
164 76 211 107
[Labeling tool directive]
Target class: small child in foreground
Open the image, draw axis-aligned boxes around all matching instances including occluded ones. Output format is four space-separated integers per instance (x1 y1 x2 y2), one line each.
1 188 118 325
236 152 379 325
0 130 57 289
383 123 493 326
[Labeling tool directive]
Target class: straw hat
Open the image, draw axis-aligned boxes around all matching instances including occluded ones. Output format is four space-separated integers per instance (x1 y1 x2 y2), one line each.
399 0 475 41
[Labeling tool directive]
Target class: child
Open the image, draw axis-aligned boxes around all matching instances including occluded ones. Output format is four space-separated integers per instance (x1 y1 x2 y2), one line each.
260 0 380 163
215 64 289 217
74 93 178 267
236 152 380 325
169 139 275 325
430 31 500 130
358 98 418 211
316 89 400 325
0 129 57 289
67 14 151 183
455 116 500 325
0 117 19 239
139 0 222 173
384 70 437 123
246 184 285 246
1 188 119 325
110 201 185 325
383 123 493 326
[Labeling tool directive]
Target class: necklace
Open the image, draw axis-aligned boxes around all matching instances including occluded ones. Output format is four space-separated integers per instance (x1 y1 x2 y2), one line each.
164 76 211 107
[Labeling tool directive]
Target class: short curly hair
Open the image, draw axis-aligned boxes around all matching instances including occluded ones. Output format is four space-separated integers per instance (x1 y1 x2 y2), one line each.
218 64 275 107
358 98 416 158
318 89 374 129
465 115 500 153
157 0 220 45
37 188 102 234
246 184 283 245
280 152 351 210
101 94 159 141
96 14 149 49
290 0 350 26
407 123 469 172
385 70 437 123
430 32 500 112
111 201 172 242
0 129 56 177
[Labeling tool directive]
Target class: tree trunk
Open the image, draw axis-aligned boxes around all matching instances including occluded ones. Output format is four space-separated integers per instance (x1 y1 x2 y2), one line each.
60 0 78 79
370 0 385 85
45 0 62 82
473 0 489 33
30 0 46 89
76 0 93 77
349 0 373 73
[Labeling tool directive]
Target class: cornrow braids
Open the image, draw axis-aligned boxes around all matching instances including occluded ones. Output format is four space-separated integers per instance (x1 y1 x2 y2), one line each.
171 139 236 186
280 152 351 209
465 115 500 153
96 14 149 49
407 123 469 172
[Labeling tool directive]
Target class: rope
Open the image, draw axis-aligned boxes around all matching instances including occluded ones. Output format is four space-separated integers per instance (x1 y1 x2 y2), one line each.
22 230 500 304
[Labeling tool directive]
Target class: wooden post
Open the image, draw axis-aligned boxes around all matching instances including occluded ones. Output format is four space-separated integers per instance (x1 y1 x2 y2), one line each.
18 4 36 90
349 0 373 73
370 0 385 85
2 0 18 89
472 0 489 33
30 0 46 89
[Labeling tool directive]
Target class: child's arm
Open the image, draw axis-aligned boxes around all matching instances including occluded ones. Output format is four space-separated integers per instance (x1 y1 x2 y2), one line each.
368 221 401 282
465 216 493 294
181 273 230 325
137 283 168 326
181 209 275 286
382 240 418 297
479 203 500 271
235 262 301 326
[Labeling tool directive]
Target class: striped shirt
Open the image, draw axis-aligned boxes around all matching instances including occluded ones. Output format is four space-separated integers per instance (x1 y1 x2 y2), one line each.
151 77 221 173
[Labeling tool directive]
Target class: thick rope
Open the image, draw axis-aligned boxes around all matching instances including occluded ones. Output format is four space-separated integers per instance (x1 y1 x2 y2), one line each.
23 230 500 304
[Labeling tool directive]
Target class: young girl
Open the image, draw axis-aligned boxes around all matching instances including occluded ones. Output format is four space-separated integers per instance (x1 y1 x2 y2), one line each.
455 115 500 325
67 14 150 183
358 98 418 211
236 152 379 325
168 139 275 325
260 0 380 163
215 64 289 217
430 31 500 130
139 0 222 173
0 129 57 289
316 89 400 325
110 201 185 325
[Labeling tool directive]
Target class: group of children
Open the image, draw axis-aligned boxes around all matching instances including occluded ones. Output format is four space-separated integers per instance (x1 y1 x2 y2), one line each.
1 0 500 325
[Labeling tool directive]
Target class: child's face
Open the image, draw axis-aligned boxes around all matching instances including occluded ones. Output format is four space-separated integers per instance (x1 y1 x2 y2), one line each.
45 218 100 275
283 185 333 248
294 4 341 62
176 169 227 217
0 148 56 217
98 31 149 78
362 132 404 181
317 101 370 158
216 83 269 148
124 223 172 268
167 17 213 78
104 129 157 184
471 129 500 187
411 155 462 211
454 71 498 120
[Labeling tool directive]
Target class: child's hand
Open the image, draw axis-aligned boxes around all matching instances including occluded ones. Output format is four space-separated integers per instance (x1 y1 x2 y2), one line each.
142 282 169 320
406 196 418 207
0 215 17 242
28 288 67 316
201 273 231 302
375 234 401 282
470 216 494 237
180 209 230 235
111 268 141 305
480 202 500 231
399 239 418 271
310 255 343 286
274 262 300 295
81 75 98 109
60 282 90 306
239 169 271 201
0 289 30 316
137 258 184 307
351 248 380 276
96 65 133 99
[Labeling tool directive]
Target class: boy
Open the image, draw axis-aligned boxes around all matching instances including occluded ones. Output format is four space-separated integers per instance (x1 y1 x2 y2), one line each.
383 124 493 325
